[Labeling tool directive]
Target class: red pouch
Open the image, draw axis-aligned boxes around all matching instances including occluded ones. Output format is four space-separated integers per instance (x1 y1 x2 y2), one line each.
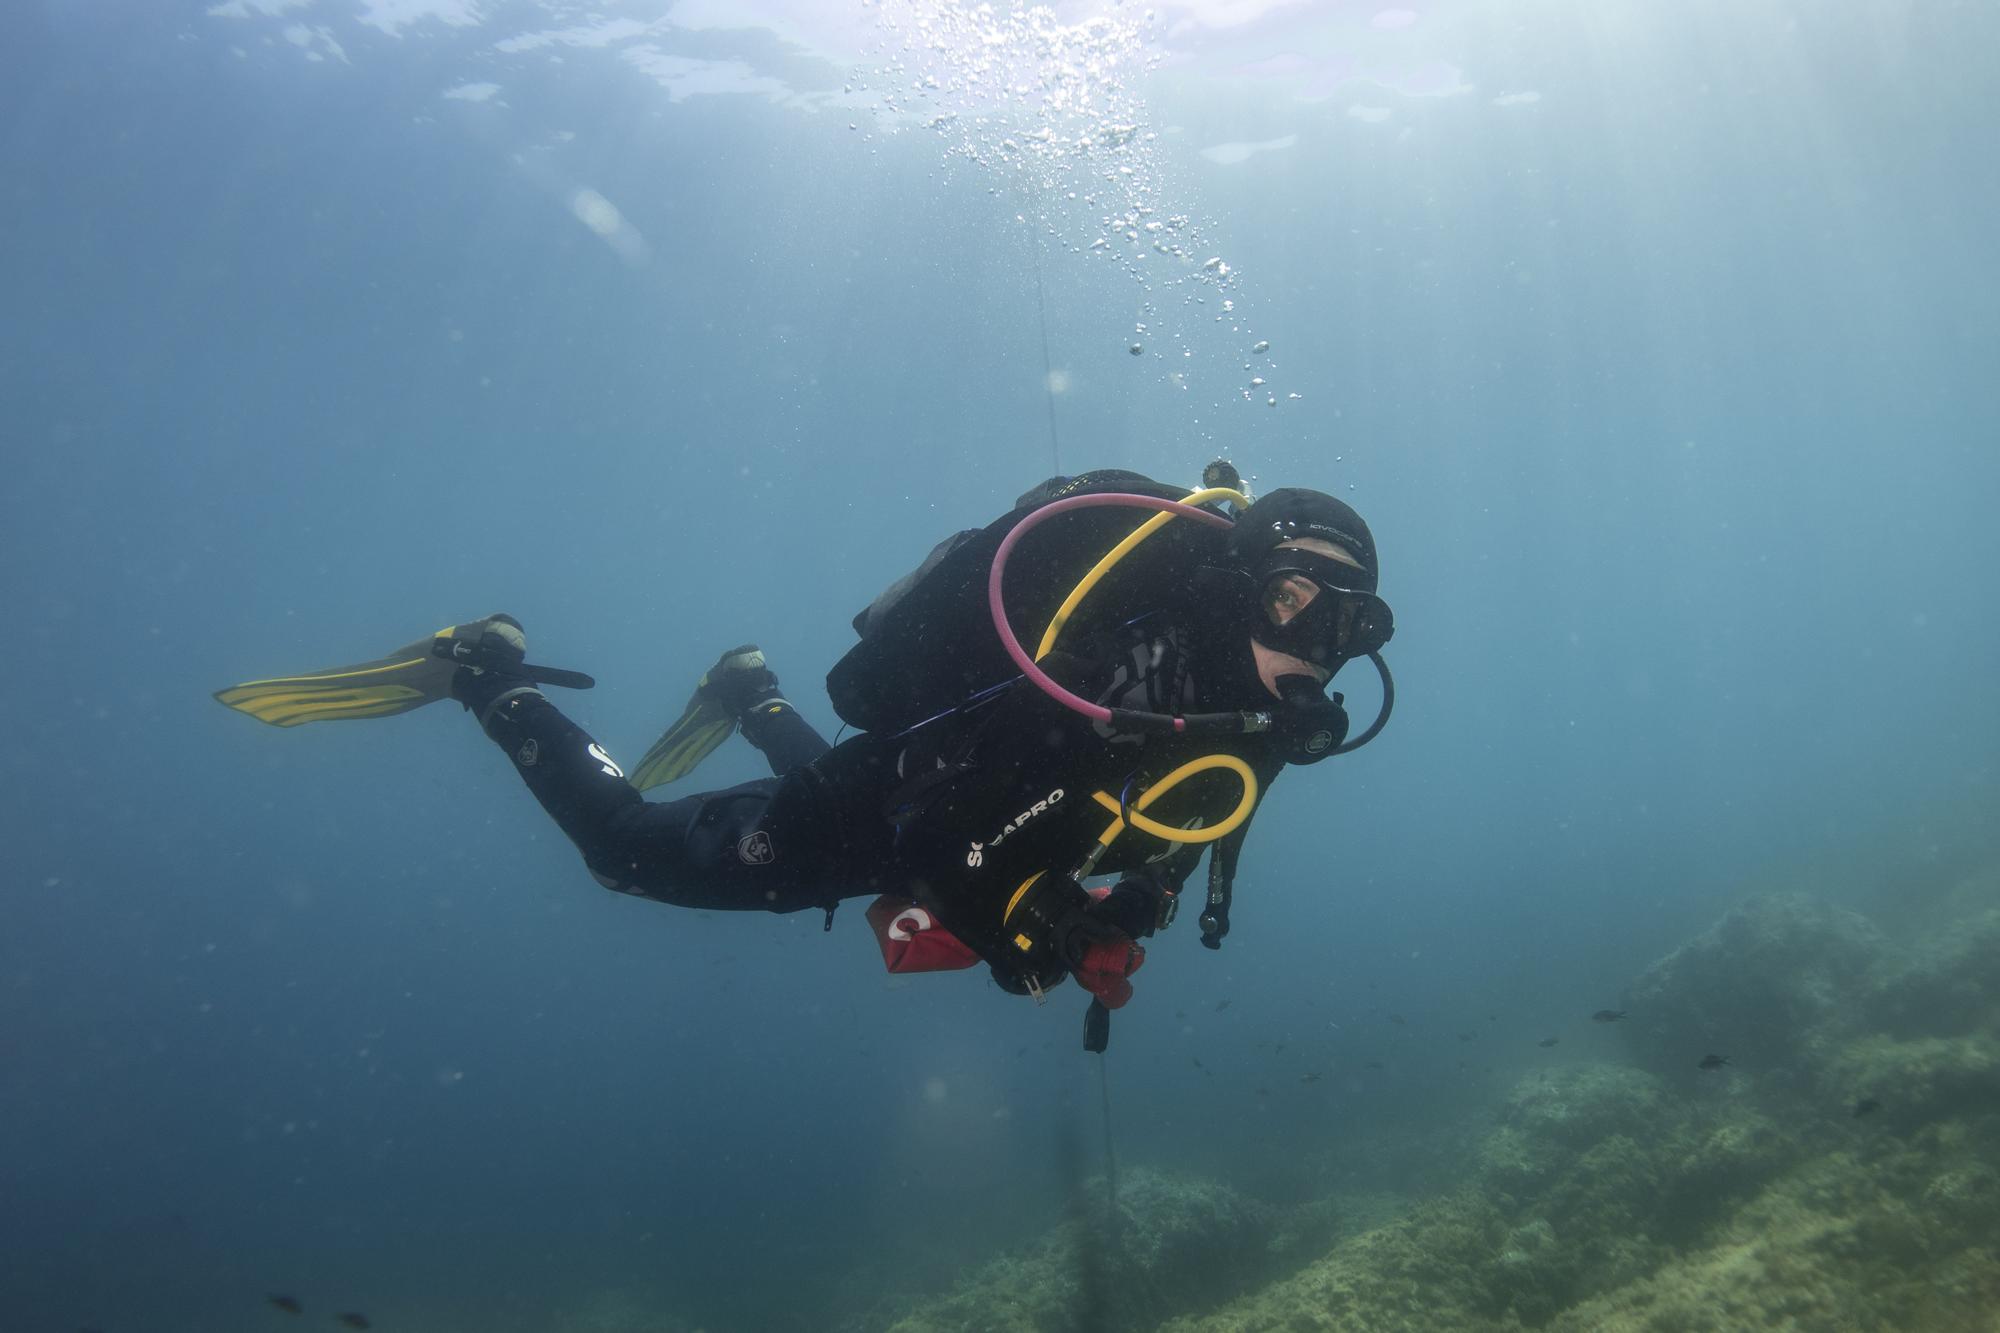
866 895 981 973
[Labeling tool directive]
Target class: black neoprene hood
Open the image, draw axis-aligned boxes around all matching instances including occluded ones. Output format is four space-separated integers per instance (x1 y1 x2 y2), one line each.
1227 488 1379 593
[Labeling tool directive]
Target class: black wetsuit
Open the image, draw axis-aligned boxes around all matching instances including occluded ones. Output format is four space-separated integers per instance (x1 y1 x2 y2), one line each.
473 620 1289 978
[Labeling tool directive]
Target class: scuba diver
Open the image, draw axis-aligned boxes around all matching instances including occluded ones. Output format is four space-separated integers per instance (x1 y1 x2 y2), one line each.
215 466 1395 1045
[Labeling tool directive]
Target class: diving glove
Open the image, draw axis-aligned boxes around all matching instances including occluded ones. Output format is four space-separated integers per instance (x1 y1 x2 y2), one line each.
1071 931 1145 1010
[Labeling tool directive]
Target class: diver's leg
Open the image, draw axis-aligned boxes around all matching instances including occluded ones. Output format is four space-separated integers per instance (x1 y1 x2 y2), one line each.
696 647 830 776
739 699 830 776
469 684 839 913
631 646 829 787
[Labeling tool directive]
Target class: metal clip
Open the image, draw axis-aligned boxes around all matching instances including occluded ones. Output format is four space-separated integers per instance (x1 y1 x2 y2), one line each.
1156 887 1180 931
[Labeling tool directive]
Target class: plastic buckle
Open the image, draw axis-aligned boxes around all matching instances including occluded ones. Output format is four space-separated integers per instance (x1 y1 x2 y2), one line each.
1024 972 1048 1005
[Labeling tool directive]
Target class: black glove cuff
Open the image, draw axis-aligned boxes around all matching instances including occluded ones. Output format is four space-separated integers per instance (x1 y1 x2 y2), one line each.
1095 870 1174 939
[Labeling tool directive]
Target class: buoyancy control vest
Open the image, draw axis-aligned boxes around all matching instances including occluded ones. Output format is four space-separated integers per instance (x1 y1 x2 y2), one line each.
824 470 1285 984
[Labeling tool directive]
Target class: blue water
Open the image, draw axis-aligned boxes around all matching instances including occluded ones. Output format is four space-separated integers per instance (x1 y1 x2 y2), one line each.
4 3 1995 1330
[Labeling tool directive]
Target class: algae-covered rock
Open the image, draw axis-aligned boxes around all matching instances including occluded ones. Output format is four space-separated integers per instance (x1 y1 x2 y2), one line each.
1157 1191 1512 1333
1545 1116 2000 1332
849 877 2000 1333
871 1167 1280 1333
1475 1064 1672 1199
1622 894 1891 1086
1817 1032 2000 1128
1099 1166 1277 1280
1501 1064 1672 1149
1869 906 2000 1038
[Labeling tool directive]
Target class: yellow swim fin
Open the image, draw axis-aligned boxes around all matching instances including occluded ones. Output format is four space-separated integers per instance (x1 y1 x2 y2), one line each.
629 645 768 790
214 616 591 727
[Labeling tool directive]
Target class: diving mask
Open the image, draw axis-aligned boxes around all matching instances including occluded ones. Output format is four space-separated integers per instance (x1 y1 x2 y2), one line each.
1251 548 1395 670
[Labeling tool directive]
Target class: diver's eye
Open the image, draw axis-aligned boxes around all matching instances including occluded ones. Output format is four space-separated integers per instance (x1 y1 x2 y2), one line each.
1261 575 1321 626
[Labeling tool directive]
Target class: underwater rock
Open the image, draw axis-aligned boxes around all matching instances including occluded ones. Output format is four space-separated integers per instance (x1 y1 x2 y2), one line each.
862 874 2000 1333
874 1167 1280 1333
1474 1064 1673 1199
1869 905 2000 1039
1096 1167 1277 1281
1622 893 1891 1086
1157 1191 1512 1333
1501 1064 1671 1149
1544 1114 2000 1332
1817 1032 2000 1128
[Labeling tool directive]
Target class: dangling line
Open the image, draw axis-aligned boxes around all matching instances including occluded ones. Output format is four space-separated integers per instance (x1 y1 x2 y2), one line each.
1031 228 1063 477
1097 1052 1121 1227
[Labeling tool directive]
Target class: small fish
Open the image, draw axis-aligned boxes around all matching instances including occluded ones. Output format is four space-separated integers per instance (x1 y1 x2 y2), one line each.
1299 1072 1322 1083
1591 1010 1627 1023
1255 1086 1270 1097
268 1294 303 1314
1364 1060 1385 1070
1852 1098 1881 1118
1191 1056 1205 1069
1388 1013 1407 1025
1698 1054 1730 1071
1537 1037 1559 1048
1175 1010 1188 1020
1457 1032 1474 1042
1214 999 1232 1013
337 1317 372 1330
1273 1043 1286 1055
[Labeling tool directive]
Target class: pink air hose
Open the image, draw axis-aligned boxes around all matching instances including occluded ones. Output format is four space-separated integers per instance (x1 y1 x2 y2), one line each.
986 493 1236 732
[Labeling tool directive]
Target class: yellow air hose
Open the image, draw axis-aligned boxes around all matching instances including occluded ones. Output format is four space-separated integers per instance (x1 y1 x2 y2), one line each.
1033 485 1250 660
1088 752 1257 847
1024 486 1260 850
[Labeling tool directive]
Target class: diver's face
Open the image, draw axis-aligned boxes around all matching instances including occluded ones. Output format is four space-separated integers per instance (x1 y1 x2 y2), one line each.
1251 537 1366 696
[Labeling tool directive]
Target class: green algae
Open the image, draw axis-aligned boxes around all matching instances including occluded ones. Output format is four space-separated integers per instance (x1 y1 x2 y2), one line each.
850 877 2000 1332
864 1167 1305 1333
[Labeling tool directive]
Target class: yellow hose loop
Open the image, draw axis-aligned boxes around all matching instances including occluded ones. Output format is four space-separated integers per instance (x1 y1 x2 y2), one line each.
1034 485 1252 661
1089 753 1258 847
